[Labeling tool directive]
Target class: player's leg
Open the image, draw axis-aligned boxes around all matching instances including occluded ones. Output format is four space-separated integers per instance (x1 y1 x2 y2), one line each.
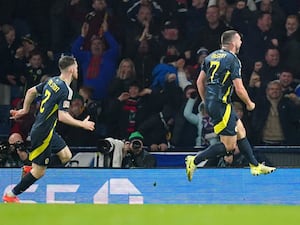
185 136 235 182
3 162 46 203
56 146 72 164
236 119 276 175
194 135 236 165
186 102 236 181
236 119 259 166
194 102 238 165
49 133 72 167
3 150 49 203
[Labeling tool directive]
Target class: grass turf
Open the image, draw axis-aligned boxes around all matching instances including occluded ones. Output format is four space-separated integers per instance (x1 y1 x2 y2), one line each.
0 204 300 225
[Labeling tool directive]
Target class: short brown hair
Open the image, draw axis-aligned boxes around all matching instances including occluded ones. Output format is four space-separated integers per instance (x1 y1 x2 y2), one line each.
58 55 76 71
221 30 239 46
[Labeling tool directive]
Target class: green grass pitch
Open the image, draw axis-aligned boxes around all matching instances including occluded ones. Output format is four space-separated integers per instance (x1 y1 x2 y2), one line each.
1 204 300 225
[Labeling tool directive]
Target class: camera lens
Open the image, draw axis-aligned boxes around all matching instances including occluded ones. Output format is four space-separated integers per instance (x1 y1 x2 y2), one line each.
97 139 113 154
132 140 142 149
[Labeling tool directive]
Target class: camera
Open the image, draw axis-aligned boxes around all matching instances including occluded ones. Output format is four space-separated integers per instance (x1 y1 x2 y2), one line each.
9 141 26 152
97 139 114 154
131 139 142 150
190 91 198 99
0 141 27 167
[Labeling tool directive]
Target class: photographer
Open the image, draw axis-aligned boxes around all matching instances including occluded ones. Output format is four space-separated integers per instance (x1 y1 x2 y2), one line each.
122 131 156 168
0 133 30 167
96 131 156 168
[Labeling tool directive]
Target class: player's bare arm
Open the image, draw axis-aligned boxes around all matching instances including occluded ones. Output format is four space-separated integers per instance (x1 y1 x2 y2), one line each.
197 70 207 103
10 86 38 119
233 78 255 111
58 110 95 131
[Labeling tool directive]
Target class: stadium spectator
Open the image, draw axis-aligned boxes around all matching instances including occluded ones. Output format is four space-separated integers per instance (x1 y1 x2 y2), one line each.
232 11 278 76
250 80 300 145
185 0 208 40
256 0 286 37
106 80 150 140
17 50 50 96
280 14 300 81
189 5 231 54
0 132 30 168
132 38 160 88
170 84 198 147
278 69 297 96
49 0 89 54
183 92 218 147
126 0 163 24
123 4 160 59
151 55 191 92
255 47 282 89
138 104 174 152
108 58 137 98
0 24 21 103
247 47 281 95
122 131 157 168
191 47 209 82
78 85 107 139
278 70 300 106
209 0 257 11
8 133 29 164
157 20 188 61
9 98 36 142
82 0 117 50
71 20 120 100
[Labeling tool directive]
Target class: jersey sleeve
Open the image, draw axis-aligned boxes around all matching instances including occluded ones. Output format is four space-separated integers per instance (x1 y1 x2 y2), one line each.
201 58 208 73
230 56 242 80
35 82 46 94
58 85 73 112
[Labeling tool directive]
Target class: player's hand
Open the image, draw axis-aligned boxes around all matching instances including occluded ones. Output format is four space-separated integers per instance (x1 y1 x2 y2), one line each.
10 109 28 120
246 101 255 111
82 115 95 131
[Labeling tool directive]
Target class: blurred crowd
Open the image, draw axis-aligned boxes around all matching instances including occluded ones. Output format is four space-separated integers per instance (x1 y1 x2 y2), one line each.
1 0 300 165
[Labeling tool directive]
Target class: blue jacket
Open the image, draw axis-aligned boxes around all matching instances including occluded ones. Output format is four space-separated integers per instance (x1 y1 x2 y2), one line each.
151 63 178 91
71 31 119 100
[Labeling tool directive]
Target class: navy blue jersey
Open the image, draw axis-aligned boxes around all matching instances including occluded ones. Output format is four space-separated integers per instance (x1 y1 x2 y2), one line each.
31 76 73 139
201 49 242 104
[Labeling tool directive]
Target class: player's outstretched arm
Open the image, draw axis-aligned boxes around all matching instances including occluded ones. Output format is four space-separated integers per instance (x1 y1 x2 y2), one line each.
10 86 38 120
58 110 95 131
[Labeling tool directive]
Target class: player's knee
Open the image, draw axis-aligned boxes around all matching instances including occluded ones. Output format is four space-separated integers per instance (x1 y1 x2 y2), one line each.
60 151 72 164
31 166 46 179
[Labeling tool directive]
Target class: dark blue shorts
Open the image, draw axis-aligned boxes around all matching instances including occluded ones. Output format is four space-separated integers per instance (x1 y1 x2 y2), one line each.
206 101 238 136
29 130 66 166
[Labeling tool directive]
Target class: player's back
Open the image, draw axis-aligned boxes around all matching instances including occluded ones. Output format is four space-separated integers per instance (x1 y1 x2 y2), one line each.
202 49 240 103
31 76 71 136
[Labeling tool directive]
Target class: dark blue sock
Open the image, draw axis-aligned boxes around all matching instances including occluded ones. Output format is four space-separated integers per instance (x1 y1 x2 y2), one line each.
194 142 227 165
237 138 259 166
12 172 38 195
